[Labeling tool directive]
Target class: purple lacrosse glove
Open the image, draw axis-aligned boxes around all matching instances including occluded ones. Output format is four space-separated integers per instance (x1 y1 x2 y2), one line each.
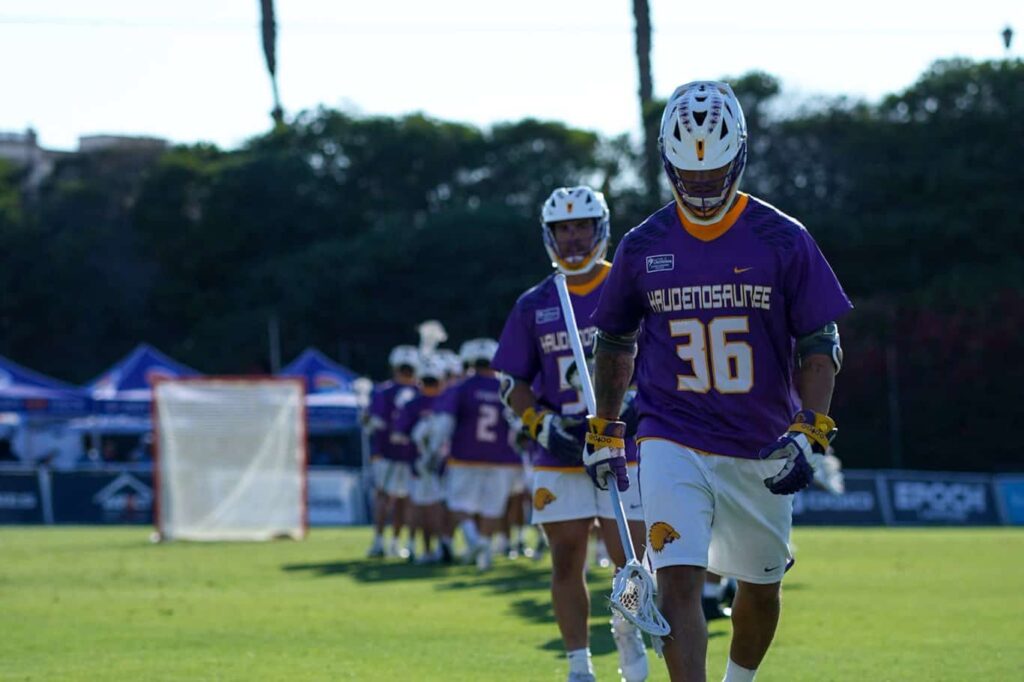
759 409 836 495
584 417 629 492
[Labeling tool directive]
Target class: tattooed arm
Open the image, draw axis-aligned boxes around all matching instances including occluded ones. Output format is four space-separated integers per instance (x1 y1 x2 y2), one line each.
592 329 637 420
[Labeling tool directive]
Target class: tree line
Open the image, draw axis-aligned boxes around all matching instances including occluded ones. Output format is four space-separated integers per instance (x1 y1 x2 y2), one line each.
1 58 1020 472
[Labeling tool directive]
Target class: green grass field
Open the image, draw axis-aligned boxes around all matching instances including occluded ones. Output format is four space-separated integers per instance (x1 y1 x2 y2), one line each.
1 527 1021 681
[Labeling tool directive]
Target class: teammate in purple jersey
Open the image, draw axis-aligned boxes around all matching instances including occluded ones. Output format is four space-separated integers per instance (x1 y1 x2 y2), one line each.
586 81 853 682
364 345 420 559
493 186 649 682
393 354 448 564
428 338 523 571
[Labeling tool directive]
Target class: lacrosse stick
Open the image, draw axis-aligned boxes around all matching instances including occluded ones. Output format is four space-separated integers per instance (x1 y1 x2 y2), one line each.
553 273 671 638
417 319 448 357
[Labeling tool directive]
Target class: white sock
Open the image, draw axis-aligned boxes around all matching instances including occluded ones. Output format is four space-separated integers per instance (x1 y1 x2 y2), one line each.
723 658 757 682
459 519 481 548
566 648 593 675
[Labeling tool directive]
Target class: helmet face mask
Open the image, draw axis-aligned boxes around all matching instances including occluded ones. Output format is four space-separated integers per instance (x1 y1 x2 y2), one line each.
459 338 499 367
540 186 610 274
659 81 748 225
388 345 421 377
416 355 447 387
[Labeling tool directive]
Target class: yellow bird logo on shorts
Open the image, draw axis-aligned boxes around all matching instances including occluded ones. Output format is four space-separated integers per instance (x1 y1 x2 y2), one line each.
649 522 680 552
533 487 557 511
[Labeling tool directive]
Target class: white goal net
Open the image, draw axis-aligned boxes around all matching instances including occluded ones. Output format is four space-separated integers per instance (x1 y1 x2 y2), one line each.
154 378 307 541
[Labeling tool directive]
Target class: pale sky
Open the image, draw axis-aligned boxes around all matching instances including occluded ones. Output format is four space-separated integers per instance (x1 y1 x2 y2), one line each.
2 1 1018 151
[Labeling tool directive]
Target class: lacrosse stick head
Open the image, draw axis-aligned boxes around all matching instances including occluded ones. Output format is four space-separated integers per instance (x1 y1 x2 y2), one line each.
610 560 671 637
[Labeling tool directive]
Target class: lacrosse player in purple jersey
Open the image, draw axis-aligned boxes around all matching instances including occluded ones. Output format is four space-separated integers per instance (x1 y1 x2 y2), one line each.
425 338 522 571
364 345 420 559
587 81 853 682
493 187 649 682
394 354 450 564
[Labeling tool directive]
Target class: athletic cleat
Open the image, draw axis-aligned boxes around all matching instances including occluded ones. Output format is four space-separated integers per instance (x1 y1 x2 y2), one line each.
366 537 385 559
566 673 596 682
611 612 648 682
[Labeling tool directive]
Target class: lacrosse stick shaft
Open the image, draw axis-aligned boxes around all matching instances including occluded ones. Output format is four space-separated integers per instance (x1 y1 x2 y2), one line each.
553 274 638 564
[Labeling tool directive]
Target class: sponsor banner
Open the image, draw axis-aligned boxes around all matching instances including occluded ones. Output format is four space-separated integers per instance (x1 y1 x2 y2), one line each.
51 470 154 525
792 473 884 525
885 472 999 525
0 470 45 524
307 468 366 526
995 476 1024 525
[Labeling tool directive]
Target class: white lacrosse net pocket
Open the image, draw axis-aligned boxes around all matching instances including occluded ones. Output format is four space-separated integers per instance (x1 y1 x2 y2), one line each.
610 561 671 637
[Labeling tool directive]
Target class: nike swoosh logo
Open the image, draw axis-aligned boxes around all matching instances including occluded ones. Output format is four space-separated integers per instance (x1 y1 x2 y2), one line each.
734 267 753 274
629 504 642 509
764 565 780 572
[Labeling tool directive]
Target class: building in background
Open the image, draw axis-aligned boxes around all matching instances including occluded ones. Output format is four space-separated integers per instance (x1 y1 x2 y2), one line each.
0 128 167 188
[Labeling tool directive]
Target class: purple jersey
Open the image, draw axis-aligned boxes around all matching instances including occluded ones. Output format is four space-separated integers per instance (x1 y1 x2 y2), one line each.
434 373 519 465
494 264 638 468
390 389 440 463
591 195 853 460
368 380 418 460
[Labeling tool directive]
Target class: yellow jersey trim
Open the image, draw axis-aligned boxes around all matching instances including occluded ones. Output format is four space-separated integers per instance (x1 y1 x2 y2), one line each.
566 262 611 297
676 193 749 242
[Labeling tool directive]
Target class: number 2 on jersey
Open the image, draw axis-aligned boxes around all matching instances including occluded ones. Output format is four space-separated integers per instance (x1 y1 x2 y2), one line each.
669 316 753 393
476 404 500 442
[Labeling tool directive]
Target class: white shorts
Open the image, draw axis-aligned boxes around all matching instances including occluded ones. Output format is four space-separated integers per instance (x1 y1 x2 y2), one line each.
638 439 793 584
510 466 528 496
447 464 521 518
530 465 644 525
372 458 411 499
410 471 445 506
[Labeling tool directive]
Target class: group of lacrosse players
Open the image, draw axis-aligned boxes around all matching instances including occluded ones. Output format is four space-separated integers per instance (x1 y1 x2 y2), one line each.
363 334 539 569
364 80 851 682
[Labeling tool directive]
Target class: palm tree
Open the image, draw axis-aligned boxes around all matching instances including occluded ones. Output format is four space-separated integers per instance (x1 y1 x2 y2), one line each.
260 0 284 127
632 0 659 202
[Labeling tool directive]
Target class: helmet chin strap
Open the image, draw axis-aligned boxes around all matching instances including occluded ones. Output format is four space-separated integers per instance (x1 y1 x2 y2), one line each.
671 185 739 226
555 258 599 276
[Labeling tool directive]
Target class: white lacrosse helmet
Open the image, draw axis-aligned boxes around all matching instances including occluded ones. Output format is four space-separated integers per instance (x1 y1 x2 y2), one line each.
459 338 499 366
540 186 610 274
659 80 748 225
388 345 420 371
436 349 463 378
416 354 447 383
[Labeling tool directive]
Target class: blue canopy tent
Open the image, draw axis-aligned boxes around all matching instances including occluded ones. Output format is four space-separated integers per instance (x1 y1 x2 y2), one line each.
0 355 90 467
278 348 361 433
0 354 90 416
76 343 201 434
